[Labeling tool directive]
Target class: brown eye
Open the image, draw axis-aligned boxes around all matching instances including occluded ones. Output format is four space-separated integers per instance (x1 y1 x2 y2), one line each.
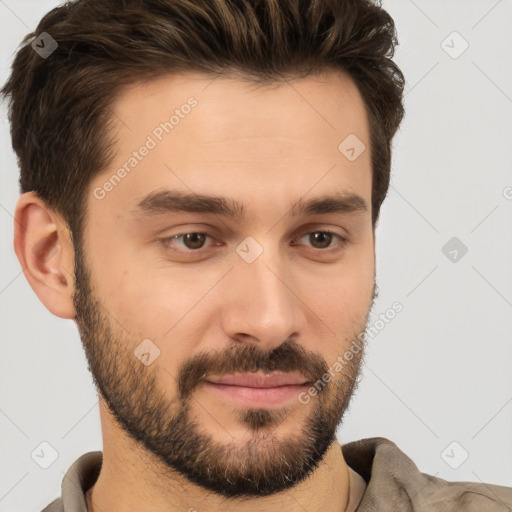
294 230 346 251
161 232 212 251
308 232 334 249
181 233 207 249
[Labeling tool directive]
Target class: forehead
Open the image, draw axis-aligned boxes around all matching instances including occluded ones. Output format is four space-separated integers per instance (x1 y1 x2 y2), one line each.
110 68 370 145
89 68 372 222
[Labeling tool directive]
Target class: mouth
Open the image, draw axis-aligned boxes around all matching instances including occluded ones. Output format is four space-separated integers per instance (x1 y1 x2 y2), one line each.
205 372 310 387
203 372 311 408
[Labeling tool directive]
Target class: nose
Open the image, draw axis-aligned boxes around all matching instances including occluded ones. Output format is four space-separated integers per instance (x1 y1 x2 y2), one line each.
220 243 306 352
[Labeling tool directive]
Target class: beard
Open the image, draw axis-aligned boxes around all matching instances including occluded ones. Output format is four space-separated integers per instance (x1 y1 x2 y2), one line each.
72 238 376 498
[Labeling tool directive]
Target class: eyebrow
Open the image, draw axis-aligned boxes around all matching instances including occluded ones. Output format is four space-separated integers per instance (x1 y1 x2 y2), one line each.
132 189 368 221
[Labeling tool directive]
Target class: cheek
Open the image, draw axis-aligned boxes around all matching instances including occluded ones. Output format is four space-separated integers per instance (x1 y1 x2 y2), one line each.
307 247 373 337
329 235 374 292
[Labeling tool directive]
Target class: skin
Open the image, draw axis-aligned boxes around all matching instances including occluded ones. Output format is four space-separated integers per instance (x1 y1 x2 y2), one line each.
14 68 376 512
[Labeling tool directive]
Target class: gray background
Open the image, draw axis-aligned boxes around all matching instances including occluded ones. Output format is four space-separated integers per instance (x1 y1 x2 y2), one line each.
1 0 511 510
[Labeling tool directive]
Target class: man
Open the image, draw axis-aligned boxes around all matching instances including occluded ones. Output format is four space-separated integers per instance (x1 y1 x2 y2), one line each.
2 0 511 511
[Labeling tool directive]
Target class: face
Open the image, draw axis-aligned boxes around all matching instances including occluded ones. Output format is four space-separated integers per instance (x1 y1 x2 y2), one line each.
72 69 376 497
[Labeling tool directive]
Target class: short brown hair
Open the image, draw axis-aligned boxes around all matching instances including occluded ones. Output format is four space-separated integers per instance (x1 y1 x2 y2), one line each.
1 0 405 245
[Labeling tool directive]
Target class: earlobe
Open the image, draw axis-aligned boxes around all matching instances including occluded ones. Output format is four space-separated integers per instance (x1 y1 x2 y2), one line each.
13 192 77 319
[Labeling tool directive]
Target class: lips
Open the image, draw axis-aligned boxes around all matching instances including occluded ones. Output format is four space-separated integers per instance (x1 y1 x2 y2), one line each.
205 372 310 388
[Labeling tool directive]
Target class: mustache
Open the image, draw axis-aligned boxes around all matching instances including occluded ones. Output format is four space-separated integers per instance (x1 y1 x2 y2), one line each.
177 340 329 401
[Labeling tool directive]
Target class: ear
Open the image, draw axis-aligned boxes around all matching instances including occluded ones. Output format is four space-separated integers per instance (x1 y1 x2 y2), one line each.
13 191 77 319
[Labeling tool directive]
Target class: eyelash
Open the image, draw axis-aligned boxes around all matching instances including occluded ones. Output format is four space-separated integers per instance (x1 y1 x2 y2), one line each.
159 230 347 255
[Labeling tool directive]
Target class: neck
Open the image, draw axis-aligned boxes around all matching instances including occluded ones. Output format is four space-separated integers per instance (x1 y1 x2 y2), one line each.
86 401 365 512
86 439 356 512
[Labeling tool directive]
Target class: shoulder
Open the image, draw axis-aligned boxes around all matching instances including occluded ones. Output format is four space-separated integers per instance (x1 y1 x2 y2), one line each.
40 451 102 512
417 473 512 511
41 497 63 512
342 437 512 511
